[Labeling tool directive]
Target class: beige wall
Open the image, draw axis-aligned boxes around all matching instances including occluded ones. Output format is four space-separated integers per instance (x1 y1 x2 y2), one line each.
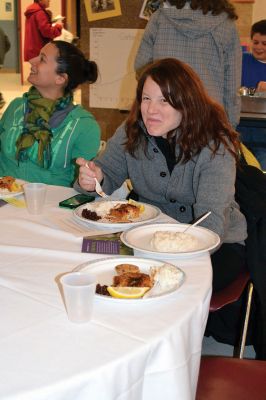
253 0 266 24
21 0 62 83
234 0 266 47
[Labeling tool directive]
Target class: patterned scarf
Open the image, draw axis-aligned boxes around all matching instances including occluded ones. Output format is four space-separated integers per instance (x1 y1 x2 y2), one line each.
16 86 73 168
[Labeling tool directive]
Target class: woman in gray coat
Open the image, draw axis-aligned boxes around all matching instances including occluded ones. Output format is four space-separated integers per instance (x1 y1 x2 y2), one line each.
76 58 247 292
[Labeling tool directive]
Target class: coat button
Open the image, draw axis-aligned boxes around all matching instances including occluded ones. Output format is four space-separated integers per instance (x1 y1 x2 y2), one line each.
153 148 159 153
179 206 186 212
170 199 176 203
160 172 167 177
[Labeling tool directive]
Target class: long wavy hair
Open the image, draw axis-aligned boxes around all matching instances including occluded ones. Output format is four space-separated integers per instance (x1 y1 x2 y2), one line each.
125 58 240 163
167 0 238 20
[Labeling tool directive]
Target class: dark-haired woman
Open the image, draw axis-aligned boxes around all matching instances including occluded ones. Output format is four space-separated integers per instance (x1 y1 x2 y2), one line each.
135 0 242 128
0 40 100 187
76 58 247 292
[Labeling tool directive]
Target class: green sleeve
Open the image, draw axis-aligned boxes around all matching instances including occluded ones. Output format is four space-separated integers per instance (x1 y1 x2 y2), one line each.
72 115 101 161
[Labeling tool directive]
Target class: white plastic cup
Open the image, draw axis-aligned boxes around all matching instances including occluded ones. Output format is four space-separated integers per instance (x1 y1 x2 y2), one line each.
60 272 96 323
23 183 46 214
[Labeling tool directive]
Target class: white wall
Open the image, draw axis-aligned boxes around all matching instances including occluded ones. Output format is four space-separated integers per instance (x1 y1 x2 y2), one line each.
21 0 62 83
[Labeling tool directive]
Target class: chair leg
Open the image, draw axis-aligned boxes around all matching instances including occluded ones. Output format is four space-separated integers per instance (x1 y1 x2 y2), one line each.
233 282 254 358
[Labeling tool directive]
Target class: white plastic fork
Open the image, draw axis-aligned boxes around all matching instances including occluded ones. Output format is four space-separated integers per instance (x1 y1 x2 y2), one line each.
94 177 108 198
84 162 108 198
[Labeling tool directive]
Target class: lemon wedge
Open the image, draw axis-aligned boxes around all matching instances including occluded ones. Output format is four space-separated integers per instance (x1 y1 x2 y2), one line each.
128 199 145 213
107 286 150 299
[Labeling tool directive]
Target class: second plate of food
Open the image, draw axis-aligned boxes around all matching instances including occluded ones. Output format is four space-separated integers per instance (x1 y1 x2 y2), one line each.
120 223 220 259
73 200 161 229
72 256 185 303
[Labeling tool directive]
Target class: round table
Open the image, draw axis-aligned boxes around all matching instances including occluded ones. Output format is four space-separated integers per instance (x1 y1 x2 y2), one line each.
0 185 212 400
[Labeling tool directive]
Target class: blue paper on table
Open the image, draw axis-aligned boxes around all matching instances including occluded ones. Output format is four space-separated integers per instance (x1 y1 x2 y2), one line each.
81 232 133 255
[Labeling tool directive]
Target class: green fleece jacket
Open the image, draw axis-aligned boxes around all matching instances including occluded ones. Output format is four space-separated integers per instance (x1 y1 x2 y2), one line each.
0 97 100 187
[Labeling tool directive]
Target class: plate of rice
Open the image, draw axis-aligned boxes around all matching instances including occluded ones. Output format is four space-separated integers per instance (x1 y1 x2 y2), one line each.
120 223 220 259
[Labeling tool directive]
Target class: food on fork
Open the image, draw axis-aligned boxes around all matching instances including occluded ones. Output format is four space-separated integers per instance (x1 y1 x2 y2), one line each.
0 176 22 193
115 263 140 275
151 230 199 252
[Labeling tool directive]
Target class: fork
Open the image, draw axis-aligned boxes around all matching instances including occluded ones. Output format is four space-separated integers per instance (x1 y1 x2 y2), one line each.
94 178 108 198
84 162 108 198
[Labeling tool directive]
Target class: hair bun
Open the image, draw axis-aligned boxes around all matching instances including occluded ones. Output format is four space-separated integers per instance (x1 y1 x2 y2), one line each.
84 60 98 84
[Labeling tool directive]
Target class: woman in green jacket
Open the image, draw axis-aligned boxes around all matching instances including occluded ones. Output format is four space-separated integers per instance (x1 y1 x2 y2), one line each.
0 40 100 187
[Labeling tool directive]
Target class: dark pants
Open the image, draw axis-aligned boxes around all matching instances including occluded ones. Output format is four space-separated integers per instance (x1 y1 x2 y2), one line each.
211 243 246 292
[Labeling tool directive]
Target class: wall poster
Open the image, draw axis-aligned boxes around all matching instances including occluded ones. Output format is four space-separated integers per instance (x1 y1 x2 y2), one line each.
89 27 144 110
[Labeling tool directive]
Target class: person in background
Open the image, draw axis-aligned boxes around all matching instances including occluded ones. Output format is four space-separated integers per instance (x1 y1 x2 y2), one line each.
0 26 11 109
0 41 100 187
75 58 247 292
134 0 242 128
241 19 266 92
24 0 62 61
237 20 266 171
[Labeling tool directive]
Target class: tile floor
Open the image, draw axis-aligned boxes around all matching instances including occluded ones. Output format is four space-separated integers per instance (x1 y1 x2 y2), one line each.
0 72 256 359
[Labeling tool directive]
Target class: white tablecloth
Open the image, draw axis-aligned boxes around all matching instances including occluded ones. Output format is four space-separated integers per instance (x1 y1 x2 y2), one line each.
0 185 212 400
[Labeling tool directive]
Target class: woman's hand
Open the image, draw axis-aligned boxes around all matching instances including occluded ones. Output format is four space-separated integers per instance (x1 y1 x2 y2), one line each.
256 81 266 92
76 158 103 191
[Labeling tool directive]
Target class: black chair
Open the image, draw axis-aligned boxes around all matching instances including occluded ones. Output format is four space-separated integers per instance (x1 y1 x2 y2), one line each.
209 269 253 358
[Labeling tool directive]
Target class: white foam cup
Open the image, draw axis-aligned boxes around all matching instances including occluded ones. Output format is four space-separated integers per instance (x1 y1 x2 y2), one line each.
60 272 96 323
23 183 46 214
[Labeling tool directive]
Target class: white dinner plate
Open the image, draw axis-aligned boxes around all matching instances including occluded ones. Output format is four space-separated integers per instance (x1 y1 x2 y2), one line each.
120 223 220 259
73 200 161 230
72 256 185 303
0 178 26 198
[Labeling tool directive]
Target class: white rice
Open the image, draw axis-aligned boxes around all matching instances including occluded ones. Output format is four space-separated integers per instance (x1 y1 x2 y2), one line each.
151 230 199 252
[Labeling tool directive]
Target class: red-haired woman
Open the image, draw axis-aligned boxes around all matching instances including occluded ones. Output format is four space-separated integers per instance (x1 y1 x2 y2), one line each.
76 58 247 292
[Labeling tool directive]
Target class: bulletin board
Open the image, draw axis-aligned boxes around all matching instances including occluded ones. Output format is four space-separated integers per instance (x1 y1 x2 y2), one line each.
80 0 147 141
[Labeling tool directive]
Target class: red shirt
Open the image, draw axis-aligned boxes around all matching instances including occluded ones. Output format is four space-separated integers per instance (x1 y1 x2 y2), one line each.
24 2 62 61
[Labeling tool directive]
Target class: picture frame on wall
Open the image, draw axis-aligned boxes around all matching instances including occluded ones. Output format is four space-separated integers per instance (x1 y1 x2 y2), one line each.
84 0 121 22
139 0 162 20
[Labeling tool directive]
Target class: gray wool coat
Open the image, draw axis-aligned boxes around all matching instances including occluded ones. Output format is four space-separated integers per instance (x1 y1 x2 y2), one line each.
134 7 242 128
75 123 247 245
